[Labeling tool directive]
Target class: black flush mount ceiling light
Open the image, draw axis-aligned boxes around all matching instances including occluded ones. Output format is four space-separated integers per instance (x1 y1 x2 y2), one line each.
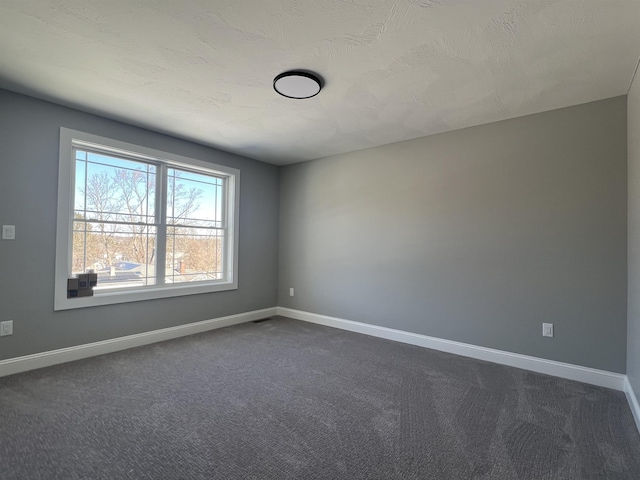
273 71 322 99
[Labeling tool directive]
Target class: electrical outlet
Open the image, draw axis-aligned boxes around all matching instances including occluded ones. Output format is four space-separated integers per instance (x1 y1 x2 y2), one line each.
289 287 294 297
2 225 15 240
0 320 13 337
542 323 553 338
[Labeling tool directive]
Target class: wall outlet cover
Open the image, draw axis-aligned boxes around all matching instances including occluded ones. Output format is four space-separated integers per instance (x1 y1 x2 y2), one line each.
0 320 13 336
2 225 15 240
542 323 554 337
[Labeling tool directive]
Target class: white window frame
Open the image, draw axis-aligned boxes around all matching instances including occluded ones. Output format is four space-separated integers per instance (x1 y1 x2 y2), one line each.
54 128 240 310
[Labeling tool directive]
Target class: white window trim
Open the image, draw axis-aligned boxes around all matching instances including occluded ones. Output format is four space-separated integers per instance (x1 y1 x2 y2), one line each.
55 128 240 311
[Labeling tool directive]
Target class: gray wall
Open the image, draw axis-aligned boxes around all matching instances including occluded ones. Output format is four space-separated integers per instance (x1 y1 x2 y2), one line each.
279 97 628 373
0 89 279 361
0 88 630 375
628 72 640 392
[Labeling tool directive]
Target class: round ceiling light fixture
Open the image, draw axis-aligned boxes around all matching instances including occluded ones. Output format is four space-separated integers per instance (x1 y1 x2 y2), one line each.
273 71 322 99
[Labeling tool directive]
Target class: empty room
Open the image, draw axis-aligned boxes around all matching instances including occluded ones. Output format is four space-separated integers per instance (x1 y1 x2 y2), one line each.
2 1 640 479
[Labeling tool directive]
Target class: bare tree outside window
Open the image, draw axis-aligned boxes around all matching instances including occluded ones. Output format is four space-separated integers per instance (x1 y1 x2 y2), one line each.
72 149 223 289
165 168 224 283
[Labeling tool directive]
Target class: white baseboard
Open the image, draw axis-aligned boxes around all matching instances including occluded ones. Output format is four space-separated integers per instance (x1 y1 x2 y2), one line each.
0 307 277 378
1 305 637 433
277 307 626 391
625 377 640 433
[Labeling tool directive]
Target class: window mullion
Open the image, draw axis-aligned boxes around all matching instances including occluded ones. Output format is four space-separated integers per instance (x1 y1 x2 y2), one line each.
155 164 167 285
82 148 88 273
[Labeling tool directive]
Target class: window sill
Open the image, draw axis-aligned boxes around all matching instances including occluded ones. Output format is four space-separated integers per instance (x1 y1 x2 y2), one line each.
53 280 238 311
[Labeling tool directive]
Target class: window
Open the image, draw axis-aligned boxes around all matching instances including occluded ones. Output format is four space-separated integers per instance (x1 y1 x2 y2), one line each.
55 128 239 310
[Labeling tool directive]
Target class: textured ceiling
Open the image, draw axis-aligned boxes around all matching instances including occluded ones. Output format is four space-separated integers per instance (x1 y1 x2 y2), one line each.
1 1 640 165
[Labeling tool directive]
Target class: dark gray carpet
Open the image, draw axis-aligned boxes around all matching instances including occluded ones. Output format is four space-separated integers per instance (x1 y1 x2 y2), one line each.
1 316 639 480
